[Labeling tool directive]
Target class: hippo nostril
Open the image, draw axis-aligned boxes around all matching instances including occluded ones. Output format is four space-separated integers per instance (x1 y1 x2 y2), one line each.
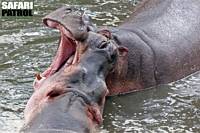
47 90 63 98
98 41 108 49
66 85 73 88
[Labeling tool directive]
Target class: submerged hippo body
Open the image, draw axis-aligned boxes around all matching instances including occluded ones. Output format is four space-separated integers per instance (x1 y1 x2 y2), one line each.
104 0 200 94
22 0 200 132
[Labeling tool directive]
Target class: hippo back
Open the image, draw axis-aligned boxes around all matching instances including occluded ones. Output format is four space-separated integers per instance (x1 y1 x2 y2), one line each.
118 0 200 84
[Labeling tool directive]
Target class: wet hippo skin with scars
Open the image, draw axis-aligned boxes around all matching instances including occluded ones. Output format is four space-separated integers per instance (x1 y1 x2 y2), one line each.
104 0 200 94
21 0 200 132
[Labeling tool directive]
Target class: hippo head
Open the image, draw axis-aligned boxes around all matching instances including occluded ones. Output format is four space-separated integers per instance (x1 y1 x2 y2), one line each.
21 6 127 133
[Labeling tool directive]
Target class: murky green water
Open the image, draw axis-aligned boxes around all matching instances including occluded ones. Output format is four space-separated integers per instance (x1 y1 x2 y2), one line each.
0 0 199 132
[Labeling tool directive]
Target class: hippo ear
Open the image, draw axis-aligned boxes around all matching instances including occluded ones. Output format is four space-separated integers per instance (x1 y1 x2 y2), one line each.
118 46 128 57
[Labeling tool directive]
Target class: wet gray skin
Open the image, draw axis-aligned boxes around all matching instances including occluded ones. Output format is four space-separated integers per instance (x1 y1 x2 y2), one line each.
20 31 122 133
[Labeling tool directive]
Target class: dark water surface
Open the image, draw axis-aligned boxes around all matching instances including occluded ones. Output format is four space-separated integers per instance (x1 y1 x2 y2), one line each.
0 0 199 132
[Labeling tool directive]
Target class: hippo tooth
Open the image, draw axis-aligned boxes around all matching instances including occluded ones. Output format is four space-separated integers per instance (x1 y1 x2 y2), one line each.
67 54 74 65
35 73 42 80
33 75 46 90
72 48 79 65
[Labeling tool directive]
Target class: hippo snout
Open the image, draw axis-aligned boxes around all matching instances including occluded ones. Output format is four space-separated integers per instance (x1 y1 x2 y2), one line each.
21 91 96 133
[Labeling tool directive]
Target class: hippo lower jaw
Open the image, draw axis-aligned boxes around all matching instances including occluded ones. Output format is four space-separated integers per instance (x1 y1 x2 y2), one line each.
33 20 78 90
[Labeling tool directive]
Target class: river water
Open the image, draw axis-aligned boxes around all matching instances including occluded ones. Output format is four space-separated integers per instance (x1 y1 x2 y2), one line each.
0 0 199 132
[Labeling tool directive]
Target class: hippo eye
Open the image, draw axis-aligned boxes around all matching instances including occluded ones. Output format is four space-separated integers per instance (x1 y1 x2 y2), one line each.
65 8 72 14
98 41 108 49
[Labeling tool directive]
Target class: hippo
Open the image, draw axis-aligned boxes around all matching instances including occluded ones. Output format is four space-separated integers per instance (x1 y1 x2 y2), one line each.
21 0 200 132
20 8 127 131
37 0 200 95
104 0 200 94
20 30 126 132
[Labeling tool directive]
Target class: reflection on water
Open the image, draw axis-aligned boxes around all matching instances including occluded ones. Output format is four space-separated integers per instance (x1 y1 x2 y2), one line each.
0 0 199 132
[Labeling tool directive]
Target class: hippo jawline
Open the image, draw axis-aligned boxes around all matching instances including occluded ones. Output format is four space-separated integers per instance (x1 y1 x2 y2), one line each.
34 20 78 89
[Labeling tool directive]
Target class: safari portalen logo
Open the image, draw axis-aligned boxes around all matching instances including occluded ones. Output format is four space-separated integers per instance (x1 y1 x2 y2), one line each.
1 1 33 17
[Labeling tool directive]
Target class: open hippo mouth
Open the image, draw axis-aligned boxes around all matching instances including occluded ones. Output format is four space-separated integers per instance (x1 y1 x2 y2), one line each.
33 20 78 89
43 20 77 76
33 7 96 90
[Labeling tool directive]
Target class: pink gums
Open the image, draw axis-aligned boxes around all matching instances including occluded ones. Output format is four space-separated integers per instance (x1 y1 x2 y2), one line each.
42 32 75 77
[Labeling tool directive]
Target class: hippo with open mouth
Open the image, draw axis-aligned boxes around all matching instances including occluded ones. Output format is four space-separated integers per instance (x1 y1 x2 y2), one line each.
20 7 127 133
21 0 200 132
